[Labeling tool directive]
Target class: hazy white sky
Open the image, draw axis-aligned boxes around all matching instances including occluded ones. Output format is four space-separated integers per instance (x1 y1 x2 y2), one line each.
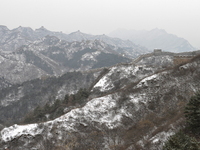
0 0 200 48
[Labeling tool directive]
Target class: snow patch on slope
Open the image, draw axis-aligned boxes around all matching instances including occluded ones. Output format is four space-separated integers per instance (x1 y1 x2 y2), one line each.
93 64 155 92
81 51 101 61
0 55 5 63
129 94 147 104
150 130 174 144
118 65 140 79
1 124 42 142
55 94 120 128
93 75 114 92
137 74 158 88
0 94 121 142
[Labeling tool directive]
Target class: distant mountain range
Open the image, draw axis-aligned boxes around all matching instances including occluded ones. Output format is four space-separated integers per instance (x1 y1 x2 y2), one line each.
0 25 197 90
0 35 131 85
0 25 155 86
0 25 149 58
109 28 196 53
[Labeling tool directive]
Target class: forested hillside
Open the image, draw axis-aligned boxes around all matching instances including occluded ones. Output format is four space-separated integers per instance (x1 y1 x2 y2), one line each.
1 54 200 149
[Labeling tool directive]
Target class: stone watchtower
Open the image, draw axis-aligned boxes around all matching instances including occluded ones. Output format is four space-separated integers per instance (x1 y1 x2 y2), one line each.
153 49 162 55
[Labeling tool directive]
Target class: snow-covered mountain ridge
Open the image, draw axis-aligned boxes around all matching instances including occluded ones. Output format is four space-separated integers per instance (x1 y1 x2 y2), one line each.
0 25 149 58
0 36 131 85
1 54 200 149
1 25 200 149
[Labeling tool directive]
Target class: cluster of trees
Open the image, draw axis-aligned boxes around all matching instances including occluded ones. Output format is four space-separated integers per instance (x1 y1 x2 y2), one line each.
163 91 200 149
0 70 93 126
22 88 89 124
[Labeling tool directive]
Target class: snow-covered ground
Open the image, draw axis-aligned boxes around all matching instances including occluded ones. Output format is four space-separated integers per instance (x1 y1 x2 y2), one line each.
93 64 157 92
0 87 152 143
136 74 158 88
0 94 119 142
1 124 42 142
150 130 174 144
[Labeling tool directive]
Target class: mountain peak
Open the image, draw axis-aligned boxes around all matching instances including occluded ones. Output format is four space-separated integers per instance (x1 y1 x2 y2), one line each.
151 28 167 33
0 25 9 31
109 28 195 52
70 30 83 35
100 34 107 37
14 26 33 32
36 26 48 31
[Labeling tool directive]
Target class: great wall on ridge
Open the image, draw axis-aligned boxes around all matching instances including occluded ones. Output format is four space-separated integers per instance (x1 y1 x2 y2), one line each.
132 49 200 66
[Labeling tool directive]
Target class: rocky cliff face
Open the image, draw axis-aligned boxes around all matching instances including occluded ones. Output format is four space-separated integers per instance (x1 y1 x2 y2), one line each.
1 53 200 149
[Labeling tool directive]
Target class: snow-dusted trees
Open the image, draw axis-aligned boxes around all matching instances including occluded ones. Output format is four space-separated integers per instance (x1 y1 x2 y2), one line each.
163 91 200 150
163 131 200 150
185 91 200 131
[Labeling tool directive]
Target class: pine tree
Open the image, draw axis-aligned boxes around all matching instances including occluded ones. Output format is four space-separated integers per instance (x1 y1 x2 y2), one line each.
163 131 200 150
64 94 69 104
163 92 200 149
184 91 200 131
44 103 50 113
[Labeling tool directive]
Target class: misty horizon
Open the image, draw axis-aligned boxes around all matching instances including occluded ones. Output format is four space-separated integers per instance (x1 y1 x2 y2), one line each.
1 0 200 48
2 24 198 51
